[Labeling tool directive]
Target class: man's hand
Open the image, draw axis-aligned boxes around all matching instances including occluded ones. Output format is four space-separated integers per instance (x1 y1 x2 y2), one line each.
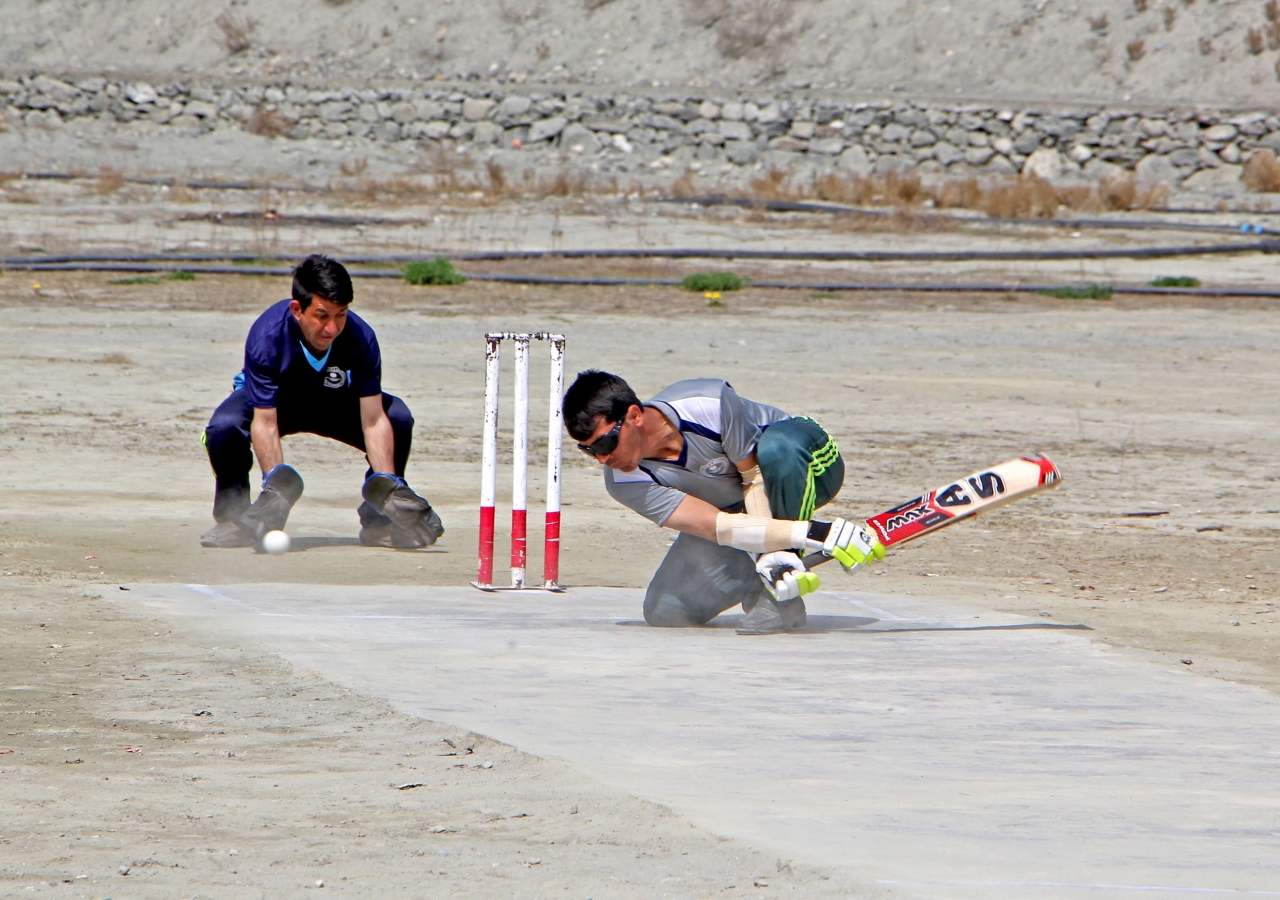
804 518 886 572
755 550 820 601
239 464 305 541
362 474 444 548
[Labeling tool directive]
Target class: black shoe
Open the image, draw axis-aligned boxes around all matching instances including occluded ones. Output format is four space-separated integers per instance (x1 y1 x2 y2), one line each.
736 596 807 635
359 523 428 549
199 521 254 548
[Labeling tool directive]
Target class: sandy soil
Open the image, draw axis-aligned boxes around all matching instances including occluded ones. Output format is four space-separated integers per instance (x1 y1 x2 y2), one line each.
4 0 1279 107
3 240 1280 895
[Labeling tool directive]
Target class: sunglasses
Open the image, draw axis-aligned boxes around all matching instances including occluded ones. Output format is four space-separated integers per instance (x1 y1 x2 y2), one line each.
578 420 623 457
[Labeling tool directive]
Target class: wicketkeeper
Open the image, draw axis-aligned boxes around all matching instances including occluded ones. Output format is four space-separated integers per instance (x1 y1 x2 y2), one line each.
561 371 884 634
200 254 443 550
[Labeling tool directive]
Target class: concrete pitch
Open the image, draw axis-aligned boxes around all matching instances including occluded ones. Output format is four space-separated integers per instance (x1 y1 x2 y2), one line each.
123 584 1280 900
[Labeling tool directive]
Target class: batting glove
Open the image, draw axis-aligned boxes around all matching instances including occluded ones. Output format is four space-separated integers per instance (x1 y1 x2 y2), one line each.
755 550 821 601
803 518 886 572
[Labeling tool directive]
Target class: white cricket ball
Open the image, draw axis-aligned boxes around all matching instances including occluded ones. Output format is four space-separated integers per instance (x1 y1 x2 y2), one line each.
261 530 291 555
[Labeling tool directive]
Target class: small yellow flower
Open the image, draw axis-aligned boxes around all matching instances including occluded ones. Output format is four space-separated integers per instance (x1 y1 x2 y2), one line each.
32 282 41 292
704 291 721 300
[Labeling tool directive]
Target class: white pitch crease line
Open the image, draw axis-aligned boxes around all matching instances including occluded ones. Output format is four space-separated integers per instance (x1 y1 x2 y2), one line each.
876 879 1280 896
829 593 977 622
185 583 265 614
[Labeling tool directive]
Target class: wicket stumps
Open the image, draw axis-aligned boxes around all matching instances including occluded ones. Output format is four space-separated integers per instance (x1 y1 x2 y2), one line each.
474 332 567 591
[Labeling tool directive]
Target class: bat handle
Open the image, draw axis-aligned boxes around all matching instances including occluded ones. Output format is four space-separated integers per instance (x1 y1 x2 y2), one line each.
802 551 836 572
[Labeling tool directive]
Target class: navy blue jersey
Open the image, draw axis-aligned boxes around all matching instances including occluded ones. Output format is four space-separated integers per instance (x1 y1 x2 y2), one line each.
241 300 382 409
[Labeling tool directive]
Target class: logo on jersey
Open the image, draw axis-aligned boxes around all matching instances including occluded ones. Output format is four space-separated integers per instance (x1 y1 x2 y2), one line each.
323 366 348 389
700 456 732 476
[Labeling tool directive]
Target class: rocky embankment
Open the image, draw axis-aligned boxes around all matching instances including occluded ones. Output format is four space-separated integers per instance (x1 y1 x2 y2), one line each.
3 74 1276 196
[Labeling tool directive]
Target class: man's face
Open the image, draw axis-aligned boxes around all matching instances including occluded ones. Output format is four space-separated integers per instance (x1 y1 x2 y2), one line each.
583 405 643 471
289 295 348 353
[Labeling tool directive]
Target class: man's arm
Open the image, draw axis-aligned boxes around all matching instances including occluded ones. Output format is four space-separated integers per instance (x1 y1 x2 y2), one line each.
662 493 724 542
250 407 284 474
660 452 759 541
359 394 396 473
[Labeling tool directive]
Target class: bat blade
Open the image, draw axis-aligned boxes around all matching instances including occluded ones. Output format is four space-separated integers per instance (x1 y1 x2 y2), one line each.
868 455 1061 548
805 455 1060 570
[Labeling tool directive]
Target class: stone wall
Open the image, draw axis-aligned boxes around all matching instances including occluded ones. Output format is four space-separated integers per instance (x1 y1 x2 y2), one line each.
3 73 1276 192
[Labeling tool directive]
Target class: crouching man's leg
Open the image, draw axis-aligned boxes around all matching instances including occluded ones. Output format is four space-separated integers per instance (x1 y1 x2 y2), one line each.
200 390 255 547
356 393 415 529
643 533 765 627
731 416 845 633
755 416 845 521
353 394 444 548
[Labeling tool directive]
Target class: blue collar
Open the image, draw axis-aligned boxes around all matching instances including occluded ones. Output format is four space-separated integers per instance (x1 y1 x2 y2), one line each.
300 341 332 371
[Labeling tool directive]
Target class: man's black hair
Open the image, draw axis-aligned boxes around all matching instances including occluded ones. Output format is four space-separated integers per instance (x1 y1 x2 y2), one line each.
292 254 354 311
561 370 641 441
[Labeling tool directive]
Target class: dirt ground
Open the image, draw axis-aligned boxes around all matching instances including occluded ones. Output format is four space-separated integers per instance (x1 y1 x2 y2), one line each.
3 257 1279 896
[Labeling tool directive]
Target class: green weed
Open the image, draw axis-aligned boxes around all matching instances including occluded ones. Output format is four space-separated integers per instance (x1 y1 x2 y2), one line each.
1038 284 1113 301
403 258 467 286
1150 276 1201 288
681 272 744 292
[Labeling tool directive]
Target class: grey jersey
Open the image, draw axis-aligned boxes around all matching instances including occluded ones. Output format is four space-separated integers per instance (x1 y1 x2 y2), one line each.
604 378 790 525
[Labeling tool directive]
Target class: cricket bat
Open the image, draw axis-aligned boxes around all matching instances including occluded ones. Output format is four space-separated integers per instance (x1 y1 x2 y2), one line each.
806 454 1061 569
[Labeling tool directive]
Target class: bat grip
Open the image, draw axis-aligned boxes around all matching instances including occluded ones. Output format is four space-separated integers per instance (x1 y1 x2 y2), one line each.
802 551 836 571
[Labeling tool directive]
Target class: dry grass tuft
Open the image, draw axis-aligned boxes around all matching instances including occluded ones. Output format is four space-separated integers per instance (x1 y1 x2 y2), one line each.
1133 0 1147 11
95 353 135 366
1127 38 1146 61
715 0 794 59
1164 6 1177 29
737 169 1168 219
248 107 296 138
95 168 124 195
215 10 256 54
1247 26 1266 55
1243 149 1280 192
1199 36 1214 55
1088 13 1109 32
339 157 369 178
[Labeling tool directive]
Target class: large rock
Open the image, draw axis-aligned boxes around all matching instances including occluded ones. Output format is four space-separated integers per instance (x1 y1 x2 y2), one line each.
462 98 495 121
874 154 912 175
836 145 871 177
719 120 752 141
498 95 532 119
809 137 844 155
725 140 759 165
1204 123 1239 143
526 115 567 142
1181 165 1244 192
933 141 965 166
1135 153 1180 186
1022 147 1066 180
560 122 599 154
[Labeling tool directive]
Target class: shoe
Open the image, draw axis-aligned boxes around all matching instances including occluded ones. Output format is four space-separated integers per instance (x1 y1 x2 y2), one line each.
736 596 807 635
199 520 254 548
359 523 427 549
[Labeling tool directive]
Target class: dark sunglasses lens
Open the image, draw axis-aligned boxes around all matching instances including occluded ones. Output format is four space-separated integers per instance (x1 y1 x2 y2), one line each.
579 424 621 457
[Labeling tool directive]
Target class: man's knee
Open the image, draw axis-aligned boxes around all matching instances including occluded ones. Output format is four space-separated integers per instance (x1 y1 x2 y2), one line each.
643 589 714 627
204 394 251 457
383 394 414 433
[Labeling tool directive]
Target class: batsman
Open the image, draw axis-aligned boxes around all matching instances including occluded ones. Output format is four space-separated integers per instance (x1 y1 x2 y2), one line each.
561 371 884 634
199 254 443 550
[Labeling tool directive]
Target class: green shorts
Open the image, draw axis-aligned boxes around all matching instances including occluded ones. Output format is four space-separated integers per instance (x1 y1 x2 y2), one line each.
756 416 845 521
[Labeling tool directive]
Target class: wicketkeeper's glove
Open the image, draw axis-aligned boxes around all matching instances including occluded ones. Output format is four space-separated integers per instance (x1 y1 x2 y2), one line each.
239 464 305 541
801 518 886 572
755 550 820 601
362 473 445 548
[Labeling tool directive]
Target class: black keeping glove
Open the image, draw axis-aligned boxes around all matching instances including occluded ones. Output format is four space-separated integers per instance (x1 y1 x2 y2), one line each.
362 473 445 548
239 464 305 541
